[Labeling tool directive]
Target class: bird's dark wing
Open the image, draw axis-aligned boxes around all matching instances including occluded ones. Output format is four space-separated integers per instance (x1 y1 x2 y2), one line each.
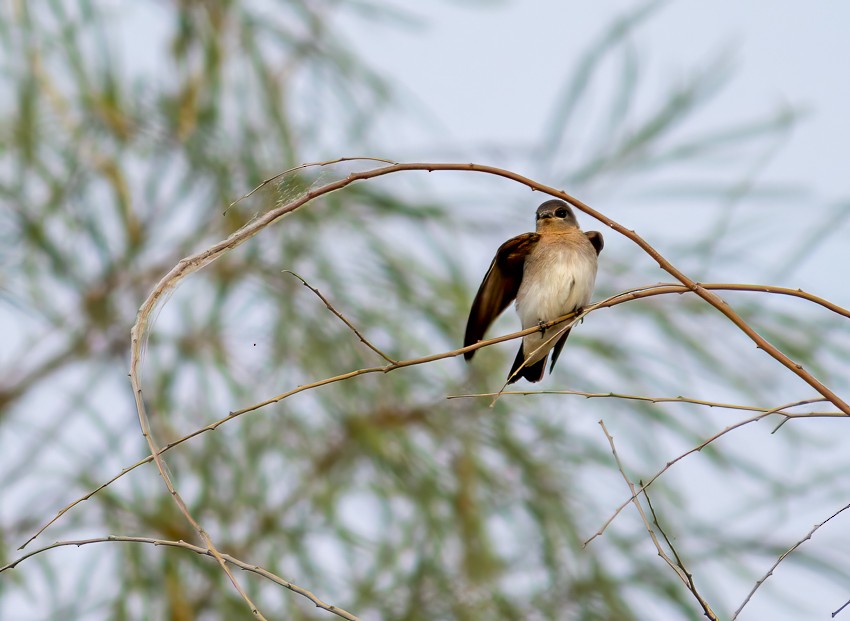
464 232 540 360
585 231 605 255
586 230 604 255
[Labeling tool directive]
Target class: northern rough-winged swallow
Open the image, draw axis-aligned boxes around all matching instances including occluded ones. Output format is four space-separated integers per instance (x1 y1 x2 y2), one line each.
464 200 603 383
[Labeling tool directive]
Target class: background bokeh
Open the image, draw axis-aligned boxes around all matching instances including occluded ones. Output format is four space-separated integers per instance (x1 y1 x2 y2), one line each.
2 2 849 619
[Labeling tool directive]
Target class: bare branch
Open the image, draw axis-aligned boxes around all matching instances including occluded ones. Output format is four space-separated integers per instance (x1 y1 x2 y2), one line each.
599 420 718 620
644 486 713 620
2 536 360 621
448 390 838 418
732 501 850 620
19 462 147 551
285 270 398 364
586 398 823 546
224 156 397 215
604 282 850 321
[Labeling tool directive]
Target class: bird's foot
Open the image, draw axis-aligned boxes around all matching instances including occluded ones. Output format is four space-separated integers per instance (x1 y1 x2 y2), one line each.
537 319 547 333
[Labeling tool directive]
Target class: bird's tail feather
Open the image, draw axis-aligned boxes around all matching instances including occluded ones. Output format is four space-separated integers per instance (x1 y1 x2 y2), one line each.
507 343 546 384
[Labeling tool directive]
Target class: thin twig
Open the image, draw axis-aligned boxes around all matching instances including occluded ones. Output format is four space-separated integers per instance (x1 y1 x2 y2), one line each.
448 390 838 418
130 255 272 614
585 399 824 547
129 392 267 619
2 536 360 621
285 270 397 363
19 462 147 550
731 501 850 620
224 156 397 215
604 282 850 321
644 485 714 619
599 420 718 620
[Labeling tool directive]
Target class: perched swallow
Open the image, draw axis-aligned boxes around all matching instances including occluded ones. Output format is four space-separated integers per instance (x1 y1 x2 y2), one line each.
464 199 603 383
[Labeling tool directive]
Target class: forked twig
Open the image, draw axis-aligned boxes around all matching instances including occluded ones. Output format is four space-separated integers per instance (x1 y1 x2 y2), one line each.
600 420 718 620
585 399 825 547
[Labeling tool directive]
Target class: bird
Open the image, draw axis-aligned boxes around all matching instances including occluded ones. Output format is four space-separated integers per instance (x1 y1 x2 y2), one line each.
464 199 603 383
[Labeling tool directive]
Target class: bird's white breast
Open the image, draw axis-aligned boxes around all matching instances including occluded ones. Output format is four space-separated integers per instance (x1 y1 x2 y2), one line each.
516 245 596 326
515 240 597 364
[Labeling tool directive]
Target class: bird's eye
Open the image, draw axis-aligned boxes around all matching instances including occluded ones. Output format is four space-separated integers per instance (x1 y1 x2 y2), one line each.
555 208 568 218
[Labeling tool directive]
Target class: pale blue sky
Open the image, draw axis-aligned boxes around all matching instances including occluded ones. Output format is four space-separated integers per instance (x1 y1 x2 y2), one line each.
344 1 850 200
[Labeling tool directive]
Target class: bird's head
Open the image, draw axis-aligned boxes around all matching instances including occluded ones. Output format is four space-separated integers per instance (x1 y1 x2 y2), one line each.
535 200 579 230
